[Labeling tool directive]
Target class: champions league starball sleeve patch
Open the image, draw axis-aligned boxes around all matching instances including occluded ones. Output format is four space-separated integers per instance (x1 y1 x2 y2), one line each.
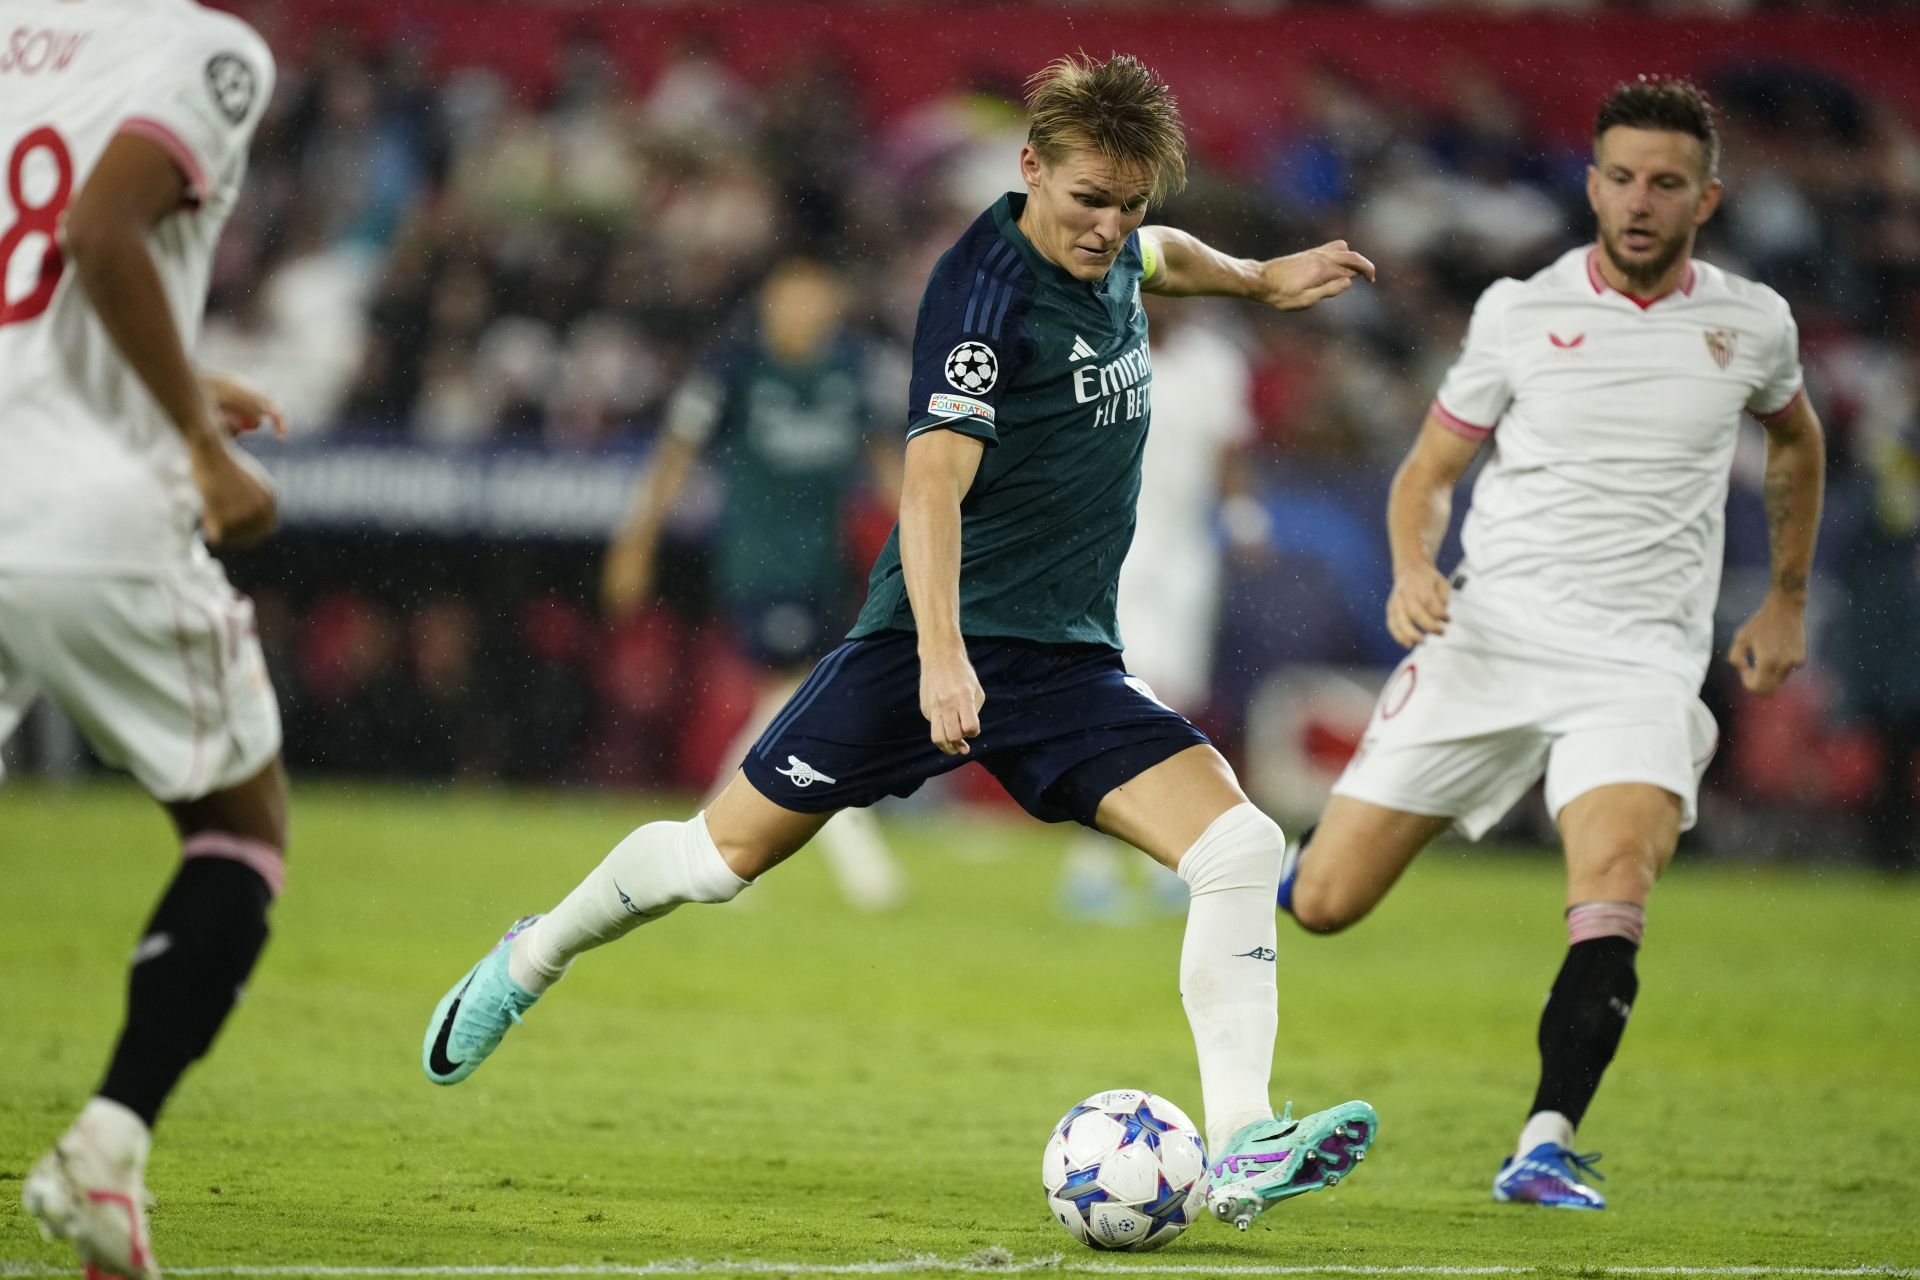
944 341 999 395
204 53 258 125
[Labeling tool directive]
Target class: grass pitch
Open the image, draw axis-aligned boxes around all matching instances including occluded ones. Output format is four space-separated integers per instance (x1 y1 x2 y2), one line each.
1 781 1916 1277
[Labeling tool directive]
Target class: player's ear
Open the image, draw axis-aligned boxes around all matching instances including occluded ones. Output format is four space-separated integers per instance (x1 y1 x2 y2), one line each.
1018 144 1047 192
1584 163 1601 214
1694 177 1723 226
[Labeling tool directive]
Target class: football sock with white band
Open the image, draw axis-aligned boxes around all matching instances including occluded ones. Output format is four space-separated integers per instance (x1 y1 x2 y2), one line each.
1176 802 1284 1155
510 813 748 994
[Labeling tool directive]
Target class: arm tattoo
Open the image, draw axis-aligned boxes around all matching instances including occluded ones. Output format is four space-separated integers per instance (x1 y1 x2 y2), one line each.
1763 466 1807 594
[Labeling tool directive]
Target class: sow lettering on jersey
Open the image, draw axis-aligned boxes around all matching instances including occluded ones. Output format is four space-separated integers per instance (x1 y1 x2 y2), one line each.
0 28 89 75
1074 340 1153 428
0 126 72 328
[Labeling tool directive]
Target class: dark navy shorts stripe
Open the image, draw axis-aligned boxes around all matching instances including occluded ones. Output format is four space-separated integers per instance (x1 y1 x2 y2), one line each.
757 640 856 759
739 630 1209 827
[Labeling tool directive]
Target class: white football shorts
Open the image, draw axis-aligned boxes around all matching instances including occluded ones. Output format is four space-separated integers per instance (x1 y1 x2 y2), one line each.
0 556 282 802
1331 626 1718 839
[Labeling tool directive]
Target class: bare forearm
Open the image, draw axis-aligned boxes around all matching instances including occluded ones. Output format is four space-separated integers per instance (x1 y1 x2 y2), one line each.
68 226 215 446
1387 459 1452 578
1143 226 1261 299
1762 422 1825 599
899 480 965 652
612 438 697 552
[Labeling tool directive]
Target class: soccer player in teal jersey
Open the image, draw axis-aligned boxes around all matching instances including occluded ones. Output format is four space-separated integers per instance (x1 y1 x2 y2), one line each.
426 54 1378 1233
603 256 905 910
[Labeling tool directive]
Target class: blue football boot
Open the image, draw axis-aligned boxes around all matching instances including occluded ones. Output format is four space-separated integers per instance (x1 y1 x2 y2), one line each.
1205 1099 1378 1229
1492 1142 1607 1209
423 915 543 1085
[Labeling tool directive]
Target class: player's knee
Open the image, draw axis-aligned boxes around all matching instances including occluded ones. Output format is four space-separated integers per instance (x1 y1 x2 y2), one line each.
1287 867 1371 935
1175 803 1283 897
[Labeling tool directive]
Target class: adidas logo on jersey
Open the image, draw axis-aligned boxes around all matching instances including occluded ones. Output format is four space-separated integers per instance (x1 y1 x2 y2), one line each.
1069 334 1098 362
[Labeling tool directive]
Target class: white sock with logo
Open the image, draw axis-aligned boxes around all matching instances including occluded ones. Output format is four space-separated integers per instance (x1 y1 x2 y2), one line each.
1176 802 1284 1157
509 813 748 994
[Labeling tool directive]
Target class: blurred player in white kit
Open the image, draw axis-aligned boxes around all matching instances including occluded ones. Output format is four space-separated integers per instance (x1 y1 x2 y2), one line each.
2 3 284 1276
1276 78 1826 1210
1057 297 1256 920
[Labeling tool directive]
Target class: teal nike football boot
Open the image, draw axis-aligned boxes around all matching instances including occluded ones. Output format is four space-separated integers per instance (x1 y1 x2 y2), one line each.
1205 1100 1378 1230
422 915 543 1085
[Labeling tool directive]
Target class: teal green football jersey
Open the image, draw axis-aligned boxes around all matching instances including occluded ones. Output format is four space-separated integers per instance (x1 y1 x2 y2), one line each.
850 193 1154 647
674 336 874 606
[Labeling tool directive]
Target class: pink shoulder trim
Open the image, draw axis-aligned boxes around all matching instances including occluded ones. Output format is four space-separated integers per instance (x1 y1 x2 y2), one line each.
116 117 208 204
1749 386 1806 425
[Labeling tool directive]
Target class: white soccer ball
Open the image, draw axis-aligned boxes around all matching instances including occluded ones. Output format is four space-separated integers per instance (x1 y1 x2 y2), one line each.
1041 1088 1208 1251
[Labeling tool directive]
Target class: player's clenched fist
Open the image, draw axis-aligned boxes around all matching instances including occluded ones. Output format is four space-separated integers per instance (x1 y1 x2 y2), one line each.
189 433 278 548
1386 563 1451 649
1725 594 1807 696
919 645 986 756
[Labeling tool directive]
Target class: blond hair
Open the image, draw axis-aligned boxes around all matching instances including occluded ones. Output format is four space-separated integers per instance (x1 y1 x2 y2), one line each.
1025 53 1188 204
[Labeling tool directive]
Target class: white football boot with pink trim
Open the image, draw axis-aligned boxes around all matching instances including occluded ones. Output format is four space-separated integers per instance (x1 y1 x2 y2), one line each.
22 1102 159 1280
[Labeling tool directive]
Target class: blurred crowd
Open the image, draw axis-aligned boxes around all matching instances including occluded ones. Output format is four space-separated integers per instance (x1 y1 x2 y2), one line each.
183 18 1920 864
206 29 1920 466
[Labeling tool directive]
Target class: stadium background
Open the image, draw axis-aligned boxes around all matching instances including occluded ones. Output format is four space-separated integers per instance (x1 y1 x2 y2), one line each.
5 4 1919 1276
8 0 1920 867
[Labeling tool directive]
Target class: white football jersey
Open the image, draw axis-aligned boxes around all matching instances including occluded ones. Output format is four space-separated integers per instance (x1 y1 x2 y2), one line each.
1115 317 1253 708
0 0 274 572
1431 246 1804 684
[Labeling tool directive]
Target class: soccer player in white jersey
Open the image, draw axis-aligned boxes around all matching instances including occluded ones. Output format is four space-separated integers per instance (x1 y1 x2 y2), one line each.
1057 297 1256 920
2 3 283 1276
1274 78 1825 1209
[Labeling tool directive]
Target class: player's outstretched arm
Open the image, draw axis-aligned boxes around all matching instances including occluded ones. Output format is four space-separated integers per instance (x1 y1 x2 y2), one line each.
1139 227 1375 310
1727 395 1826 695
1383 412 1484 649
899 430 987 756
65 134 276 547
602 431 700 621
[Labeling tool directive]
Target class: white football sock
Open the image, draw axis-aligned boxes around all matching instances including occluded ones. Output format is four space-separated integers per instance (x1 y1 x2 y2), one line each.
1517 1110 1575 1159
1176 802 1284 1156
813 806 907 911
509 812 748 994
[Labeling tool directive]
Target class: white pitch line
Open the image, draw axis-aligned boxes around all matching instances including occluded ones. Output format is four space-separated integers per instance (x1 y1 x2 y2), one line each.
4 1261 1917 1279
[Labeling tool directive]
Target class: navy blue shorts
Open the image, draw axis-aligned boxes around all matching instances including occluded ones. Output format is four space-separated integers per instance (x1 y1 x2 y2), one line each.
739 629 1210 827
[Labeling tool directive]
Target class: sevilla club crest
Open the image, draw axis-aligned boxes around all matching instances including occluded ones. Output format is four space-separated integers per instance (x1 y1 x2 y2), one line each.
1703 329 1737 370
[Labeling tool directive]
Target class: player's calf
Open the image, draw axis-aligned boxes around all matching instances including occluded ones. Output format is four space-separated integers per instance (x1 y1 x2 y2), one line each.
98 834 280 1126
1279 799 1447 933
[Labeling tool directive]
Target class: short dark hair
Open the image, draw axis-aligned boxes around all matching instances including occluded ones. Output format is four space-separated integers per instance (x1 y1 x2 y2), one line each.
1595 76 1720 177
